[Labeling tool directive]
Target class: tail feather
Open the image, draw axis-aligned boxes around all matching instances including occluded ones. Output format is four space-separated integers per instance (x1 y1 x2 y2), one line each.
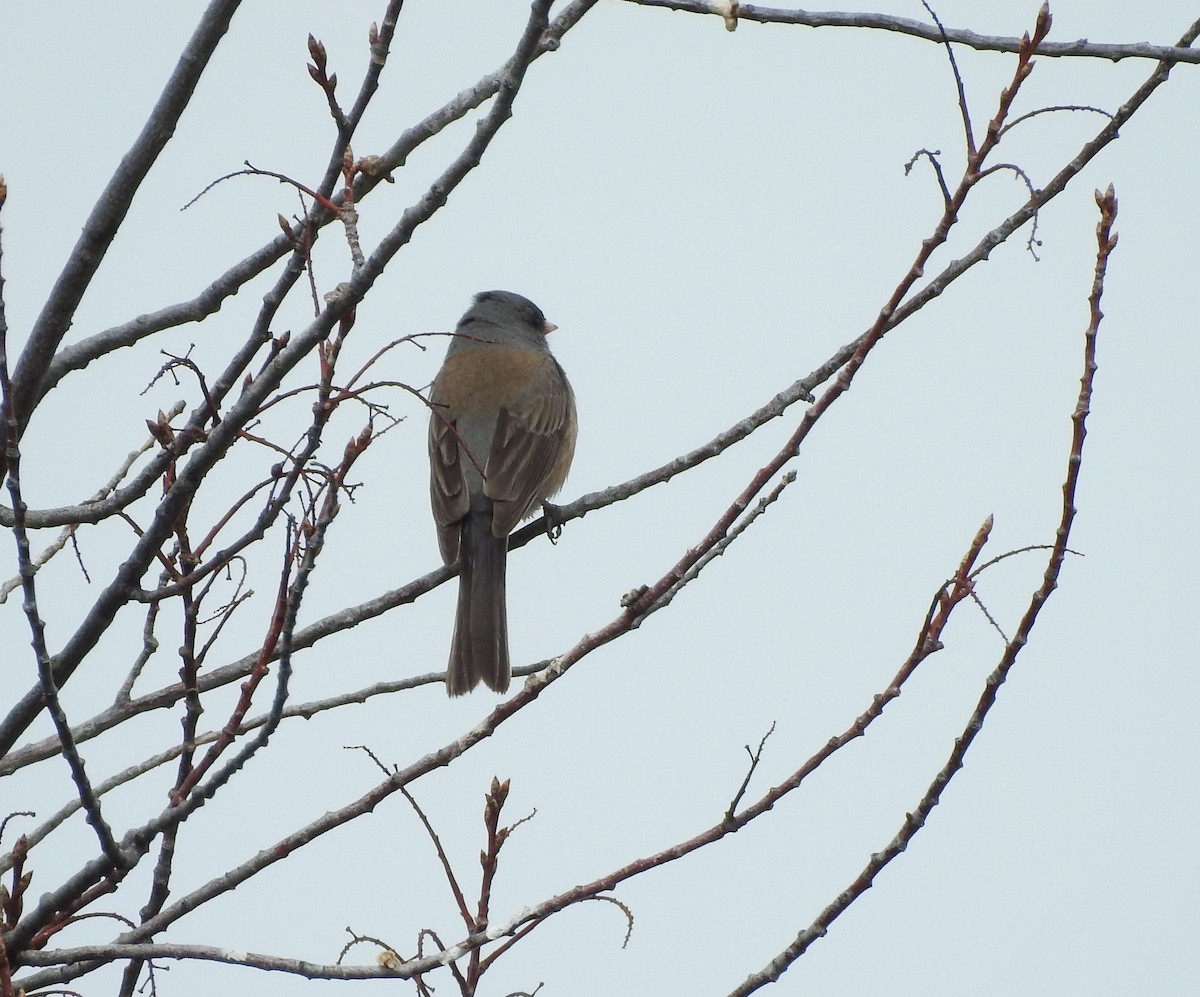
447 512 509 695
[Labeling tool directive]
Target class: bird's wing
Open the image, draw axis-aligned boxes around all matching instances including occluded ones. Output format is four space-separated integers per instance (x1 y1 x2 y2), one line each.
486 357 575 537
428 404 472 564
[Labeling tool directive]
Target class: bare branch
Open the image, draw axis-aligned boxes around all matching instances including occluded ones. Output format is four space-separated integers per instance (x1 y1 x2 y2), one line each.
0 0 551 750
4 0 243 440
0 253 124 873
725 181 1117 997
30 0 599 411
622 0 1200 64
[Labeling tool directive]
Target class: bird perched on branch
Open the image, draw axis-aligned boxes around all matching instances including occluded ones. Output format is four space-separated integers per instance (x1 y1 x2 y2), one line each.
428 290 577 695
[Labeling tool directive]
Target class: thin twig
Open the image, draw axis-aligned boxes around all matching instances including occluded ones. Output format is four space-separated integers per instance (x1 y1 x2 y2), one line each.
725 723 777 819
725 181 1118 997
621 0 1200 63
922 1 975 157
0 223 125 873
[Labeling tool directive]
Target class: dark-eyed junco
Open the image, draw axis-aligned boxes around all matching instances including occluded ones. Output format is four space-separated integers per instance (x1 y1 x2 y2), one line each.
428 291 578 696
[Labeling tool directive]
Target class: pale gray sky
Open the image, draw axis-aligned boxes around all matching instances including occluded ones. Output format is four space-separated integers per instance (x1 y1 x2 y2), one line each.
1 2 1196 994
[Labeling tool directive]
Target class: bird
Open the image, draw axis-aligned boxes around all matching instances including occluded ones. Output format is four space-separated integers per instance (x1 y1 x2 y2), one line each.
428 291 578 695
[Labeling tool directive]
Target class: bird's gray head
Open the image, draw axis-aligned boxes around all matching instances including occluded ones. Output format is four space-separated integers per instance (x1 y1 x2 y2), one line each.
462 290 555 337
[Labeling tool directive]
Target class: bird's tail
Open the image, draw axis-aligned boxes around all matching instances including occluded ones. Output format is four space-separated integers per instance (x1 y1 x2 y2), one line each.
447 512 510 696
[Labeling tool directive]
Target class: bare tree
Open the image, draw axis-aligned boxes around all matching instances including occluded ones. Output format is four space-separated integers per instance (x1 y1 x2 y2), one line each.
1 2 1195 994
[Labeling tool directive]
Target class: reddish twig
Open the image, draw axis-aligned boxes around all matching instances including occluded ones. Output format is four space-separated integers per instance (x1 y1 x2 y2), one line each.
726 183 1118 997
169 529 294 805
306 33 347 132
182 161 341 214
405 517 997 973
609 10 1053 638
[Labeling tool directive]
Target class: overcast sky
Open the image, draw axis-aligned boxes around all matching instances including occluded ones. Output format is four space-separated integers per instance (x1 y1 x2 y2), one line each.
1 2 1197 995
